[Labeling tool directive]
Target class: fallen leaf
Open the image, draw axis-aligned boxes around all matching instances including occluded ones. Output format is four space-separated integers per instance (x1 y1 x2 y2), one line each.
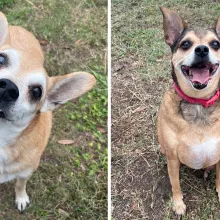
131 203 137 210
71 98 79 104
39 39 49 45
62 45 71 49
58 175 62 182
80 163 86 171
97 127 106 133
133 106 146 113
131 61 141 67
58 209 69 217
75 39 82 45
58 139 75 145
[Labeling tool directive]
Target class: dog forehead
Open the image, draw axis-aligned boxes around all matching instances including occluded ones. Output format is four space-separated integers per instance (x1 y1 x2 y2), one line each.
193 28 208 39
18 52 46 77
21 71 47 84
182 29 218 42
4 26 45 76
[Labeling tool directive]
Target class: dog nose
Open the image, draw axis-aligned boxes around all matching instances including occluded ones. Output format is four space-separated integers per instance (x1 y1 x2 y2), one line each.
0 79 19 101
195 45 209 58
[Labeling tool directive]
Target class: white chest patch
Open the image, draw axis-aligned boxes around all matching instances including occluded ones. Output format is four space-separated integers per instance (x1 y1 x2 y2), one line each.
190 138 220 169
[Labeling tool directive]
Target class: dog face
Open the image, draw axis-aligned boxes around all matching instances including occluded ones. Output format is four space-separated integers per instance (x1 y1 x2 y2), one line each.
0 48 47 125
0 12 95 128
161 7 220 98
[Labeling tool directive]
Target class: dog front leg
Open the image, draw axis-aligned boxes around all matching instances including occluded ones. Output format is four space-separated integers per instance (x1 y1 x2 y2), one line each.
216 161 220 201
15 177 30 213
167 159 186 215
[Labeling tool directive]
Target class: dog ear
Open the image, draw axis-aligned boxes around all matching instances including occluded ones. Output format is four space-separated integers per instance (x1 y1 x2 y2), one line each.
160 7 187 47
0 12 8 46
40 72 96 112
214 17 220 36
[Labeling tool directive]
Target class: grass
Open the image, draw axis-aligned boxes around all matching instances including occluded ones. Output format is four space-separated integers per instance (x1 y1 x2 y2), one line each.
112 0 220 219
0 0 107 219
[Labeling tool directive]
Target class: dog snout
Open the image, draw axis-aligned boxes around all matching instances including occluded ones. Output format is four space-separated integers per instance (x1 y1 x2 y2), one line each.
195 45 209 58
0 79 19 102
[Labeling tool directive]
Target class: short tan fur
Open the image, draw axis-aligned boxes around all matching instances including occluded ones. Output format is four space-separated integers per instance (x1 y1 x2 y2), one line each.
0 12 95 212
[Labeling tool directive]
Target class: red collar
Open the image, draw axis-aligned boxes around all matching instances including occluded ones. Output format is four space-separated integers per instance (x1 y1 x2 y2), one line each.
173 83 220 108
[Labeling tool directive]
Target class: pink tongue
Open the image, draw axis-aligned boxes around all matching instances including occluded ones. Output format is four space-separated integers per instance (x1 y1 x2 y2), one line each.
190 67 210 84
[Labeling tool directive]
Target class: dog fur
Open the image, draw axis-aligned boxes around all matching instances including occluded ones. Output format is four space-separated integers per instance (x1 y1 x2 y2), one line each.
0 12 95 212
158 7 220 215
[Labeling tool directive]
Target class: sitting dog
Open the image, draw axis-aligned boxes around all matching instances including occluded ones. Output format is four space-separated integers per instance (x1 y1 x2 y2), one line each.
158 7 220 215
0 12 95 212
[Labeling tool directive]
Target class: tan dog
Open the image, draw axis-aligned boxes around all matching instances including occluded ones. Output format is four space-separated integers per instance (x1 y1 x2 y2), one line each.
0 12 95 212
158 7 220 215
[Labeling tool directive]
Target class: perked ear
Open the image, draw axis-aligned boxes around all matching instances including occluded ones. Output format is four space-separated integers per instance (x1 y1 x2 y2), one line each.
41 72 96 112
214 17 220 36
0 12 8 46
160 7 187 46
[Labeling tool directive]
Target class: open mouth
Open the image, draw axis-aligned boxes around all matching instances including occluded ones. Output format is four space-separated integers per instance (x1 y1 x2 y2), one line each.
181 62 219 90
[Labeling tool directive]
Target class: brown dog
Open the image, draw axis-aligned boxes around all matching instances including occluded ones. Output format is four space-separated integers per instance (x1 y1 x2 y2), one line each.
158 7 220 215
0 12 95 212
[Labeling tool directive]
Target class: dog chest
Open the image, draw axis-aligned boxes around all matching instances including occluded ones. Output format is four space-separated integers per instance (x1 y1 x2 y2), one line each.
0 145 33 183
179 138 220 169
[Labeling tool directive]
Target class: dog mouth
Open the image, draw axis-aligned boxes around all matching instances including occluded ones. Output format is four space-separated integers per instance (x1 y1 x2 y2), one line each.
181 62 219 90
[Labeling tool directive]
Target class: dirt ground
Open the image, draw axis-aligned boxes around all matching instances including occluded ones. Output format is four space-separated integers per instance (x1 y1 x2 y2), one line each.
112 0 220 219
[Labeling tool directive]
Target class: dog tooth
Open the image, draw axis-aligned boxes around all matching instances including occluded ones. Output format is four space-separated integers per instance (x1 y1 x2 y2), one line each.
189 70 193 77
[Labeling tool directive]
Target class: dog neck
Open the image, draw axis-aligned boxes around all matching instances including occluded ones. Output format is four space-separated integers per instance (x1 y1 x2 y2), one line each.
173 83 220 108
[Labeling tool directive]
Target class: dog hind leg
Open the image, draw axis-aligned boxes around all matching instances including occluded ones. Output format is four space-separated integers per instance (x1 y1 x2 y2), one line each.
216 161 220 202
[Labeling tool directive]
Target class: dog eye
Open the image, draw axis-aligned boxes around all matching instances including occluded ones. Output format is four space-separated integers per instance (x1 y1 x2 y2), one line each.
30 86 42 101
210 40 220 49
180 40 192 50
0 54 7 66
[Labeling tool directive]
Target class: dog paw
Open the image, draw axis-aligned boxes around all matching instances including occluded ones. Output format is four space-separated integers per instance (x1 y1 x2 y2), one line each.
15 193 30 213
217 191 220 202
173 200 186 215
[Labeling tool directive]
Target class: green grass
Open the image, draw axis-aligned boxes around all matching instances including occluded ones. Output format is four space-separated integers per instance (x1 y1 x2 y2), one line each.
0 0 107 219
112 0 220 78
68 65 107 177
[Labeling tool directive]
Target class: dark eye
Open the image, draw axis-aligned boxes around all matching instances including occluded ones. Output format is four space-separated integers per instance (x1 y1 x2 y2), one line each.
0 54 7 66
180 40 192 50
210 40 220 49
30 86 42 101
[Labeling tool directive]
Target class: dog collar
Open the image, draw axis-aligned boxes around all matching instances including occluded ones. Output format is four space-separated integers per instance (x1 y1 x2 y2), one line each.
173 83 220 108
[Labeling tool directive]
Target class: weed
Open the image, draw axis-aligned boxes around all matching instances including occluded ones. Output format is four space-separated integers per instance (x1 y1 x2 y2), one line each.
0 0 15 10
69 65 107 178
